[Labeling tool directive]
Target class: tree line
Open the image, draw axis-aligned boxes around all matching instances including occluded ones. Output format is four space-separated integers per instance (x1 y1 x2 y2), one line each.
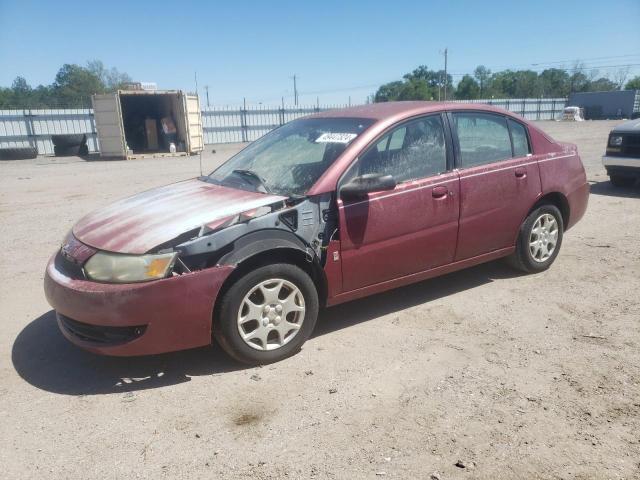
0 61 131 108
375 63 640 102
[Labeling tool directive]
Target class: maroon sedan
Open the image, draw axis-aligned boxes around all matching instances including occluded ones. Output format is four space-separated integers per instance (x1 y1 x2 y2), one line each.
44 102 589 364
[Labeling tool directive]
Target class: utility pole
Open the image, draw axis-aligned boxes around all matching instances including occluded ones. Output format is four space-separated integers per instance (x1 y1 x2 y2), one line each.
204 85 210 108
443 47 448 101
292 74 298 106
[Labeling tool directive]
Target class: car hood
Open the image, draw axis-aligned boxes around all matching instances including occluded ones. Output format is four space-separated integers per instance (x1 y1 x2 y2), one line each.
612 119 640 133
73 179 286 254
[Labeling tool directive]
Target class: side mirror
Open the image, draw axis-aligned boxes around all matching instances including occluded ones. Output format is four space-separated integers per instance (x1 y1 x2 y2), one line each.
340 173 396 200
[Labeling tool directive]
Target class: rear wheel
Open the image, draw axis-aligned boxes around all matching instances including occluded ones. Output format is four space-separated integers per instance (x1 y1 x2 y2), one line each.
508 204 564 273
214 263 319 365
609 174 636 188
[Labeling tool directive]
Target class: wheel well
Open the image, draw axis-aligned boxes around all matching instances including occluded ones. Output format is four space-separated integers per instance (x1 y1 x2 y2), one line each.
212 248 328 324
533 192 570 229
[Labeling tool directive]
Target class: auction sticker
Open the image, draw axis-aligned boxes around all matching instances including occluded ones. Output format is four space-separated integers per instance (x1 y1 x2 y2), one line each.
315 132 357 144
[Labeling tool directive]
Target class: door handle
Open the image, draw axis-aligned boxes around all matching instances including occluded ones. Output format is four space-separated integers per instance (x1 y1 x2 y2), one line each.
432 185 448 198
515 167 527 178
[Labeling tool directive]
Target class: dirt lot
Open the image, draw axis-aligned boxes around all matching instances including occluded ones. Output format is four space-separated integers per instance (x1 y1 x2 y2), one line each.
1 120 638 479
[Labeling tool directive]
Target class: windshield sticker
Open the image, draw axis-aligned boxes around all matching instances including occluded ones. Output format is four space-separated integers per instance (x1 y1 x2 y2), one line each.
315 132 357 144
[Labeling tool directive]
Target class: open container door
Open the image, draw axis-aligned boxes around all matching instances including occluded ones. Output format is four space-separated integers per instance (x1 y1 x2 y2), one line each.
183 94 204 153
92 93 126 158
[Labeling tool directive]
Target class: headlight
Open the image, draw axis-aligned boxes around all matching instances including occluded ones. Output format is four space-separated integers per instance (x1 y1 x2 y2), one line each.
609 135 623 147
84 251 177 283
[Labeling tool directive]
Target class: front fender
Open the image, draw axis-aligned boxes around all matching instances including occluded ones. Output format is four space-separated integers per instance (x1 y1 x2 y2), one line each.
218 229 310 266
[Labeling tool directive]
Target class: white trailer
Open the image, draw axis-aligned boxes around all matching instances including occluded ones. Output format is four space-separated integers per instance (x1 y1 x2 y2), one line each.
92 90 203 159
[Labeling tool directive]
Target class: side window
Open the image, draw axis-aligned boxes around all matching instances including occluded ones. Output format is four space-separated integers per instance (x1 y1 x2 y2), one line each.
356 115 447 183
453 112 512 168
508 119 531 157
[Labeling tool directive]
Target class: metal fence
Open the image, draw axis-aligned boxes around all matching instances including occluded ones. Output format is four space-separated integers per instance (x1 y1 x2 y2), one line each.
201 105 349 144
0 98 567 155
450 97 567 120
0 108 99 155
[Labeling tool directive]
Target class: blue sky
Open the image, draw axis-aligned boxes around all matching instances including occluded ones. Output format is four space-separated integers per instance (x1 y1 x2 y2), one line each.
1 0 639 106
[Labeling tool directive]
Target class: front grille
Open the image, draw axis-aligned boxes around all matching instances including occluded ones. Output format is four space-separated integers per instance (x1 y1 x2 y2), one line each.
58 313 147 345
608 133 640 158
54 251 85 279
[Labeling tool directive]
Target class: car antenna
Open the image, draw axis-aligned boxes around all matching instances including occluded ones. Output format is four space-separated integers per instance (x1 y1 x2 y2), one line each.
194 70 203 177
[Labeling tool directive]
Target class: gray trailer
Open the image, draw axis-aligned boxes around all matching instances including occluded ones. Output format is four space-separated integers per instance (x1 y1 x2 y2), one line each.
567 90 640 120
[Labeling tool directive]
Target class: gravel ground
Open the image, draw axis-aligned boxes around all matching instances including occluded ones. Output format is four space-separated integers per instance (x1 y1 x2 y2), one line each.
0 120 638 479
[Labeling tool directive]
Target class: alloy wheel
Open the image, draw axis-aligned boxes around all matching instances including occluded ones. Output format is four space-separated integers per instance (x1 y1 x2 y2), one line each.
529 213 559 263
237 278 305 351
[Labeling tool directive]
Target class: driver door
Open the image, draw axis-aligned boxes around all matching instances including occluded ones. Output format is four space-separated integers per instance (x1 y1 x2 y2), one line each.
338 114 460 292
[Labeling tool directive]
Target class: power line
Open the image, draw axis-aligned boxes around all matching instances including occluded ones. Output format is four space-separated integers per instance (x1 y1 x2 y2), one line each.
206 56 640 105
464 53 640 72
447 63 640 77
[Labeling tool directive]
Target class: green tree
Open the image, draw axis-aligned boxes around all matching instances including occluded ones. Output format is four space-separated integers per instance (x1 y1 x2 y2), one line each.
52 64 105 106
588 77 617 91
455 75 480 99
489 70 518 97
397 78 432 100
625 76 640 90
474 65 491 97
404 65 452 92
375 65 448 102
374 81 404 102
87 60 132 91
0 87 12 108
513 70 540 98
539 68 570 97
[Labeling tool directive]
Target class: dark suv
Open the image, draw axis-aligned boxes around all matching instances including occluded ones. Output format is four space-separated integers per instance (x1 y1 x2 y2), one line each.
602 119 640 187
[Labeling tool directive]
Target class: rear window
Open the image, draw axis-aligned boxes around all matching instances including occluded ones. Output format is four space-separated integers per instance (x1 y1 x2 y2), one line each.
453 112 512 167
508 119 531 157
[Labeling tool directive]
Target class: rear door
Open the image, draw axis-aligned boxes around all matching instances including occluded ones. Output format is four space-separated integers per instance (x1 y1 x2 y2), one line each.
451 111 541 260
91 93 126 158
338 113 460 292
183 93 204 153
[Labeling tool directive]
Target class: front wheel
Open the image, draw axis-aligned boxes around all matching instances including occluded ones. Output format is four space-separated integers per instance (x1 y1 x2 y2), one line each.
508 204 564 273
214 263 319 365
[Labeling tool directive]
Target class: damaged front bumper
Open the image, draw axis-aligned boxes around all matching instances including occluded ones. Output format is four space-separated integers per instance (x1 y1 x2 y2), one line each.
44 253 234 356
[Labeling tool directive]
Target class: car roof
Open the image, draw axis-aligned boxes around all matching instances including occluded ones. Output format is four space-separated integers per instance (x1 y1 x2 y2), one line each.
310 101 516 122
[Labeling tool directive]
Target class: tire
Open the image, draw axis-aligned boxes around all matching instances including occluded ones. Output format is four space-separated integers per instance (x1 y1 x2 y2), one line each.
0 147 38 160
51 134 86 148
214 263 319 365
54 144 87 157
609 175 635 188
508 204 564 273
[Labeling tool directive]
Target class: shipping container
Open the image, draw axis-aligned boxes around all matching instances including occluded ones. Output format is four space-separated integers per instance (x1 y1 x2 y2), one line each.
91 90 203 159
567 90 640 120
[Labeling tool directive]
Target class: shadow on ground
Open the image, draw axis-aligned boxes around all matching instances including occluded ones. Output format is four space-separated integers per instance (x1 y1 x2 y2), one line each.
589 180 640 198
13 260 520 396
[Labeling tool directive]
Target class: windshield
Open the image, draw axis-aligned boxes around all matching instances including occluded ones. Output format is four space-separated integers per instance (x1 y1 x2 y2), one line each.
206 117 375 196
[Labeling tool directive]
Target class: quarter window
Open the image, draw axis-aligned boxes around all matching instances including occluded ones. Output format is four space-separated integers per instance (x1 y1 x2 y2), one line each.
355 115 447 183
508 118 531 157
453 112 513 167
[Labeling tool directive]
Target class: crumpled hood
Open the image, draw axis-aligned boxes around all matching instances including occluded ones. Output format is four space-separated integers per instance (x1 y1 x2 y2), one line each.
73 179 286 254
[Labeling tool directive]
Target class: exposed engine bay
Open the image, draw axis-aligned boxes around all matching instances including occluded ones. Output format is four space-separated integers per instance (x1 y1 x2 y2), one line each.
162 190 337 275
